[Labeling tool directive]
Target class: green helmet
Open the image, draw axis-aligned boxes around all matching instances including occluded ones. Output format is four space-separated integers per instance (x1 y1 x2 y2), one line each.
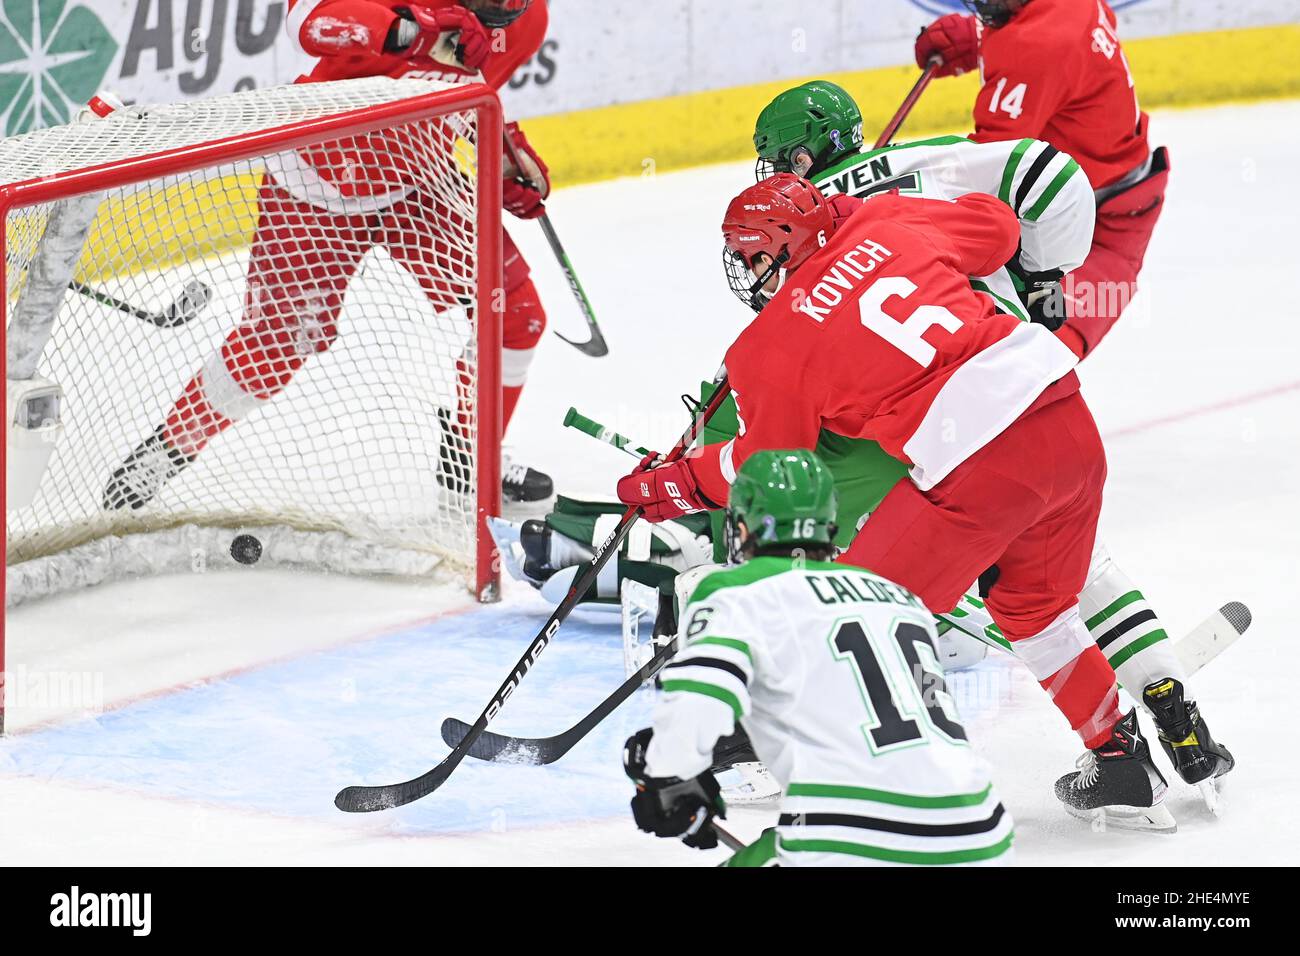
753 80 864 181
728 449 838 556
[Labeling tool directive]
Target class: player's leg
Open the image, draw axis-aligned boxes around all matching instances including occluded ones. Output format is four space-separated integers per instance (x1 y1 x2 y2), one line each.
497 268 554 501
1081 544 1235 797
980 394 1174 829
490 495 713 601
1062 149 1170 355
383 207 552 502
103 180 367 509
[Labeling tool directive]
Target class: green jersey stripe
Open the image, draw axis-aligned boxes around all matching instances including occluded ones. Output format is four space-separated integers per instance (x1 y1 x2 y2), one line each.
1025 158 1082 222
687 636 754 662
1085 590 1145 630
689 556 844 604
787 781 993 808
998 139 1034 205
660 679 744 719
779 831 1014 865
970 279 1029 322
1107 629 1170 672
857 134 971 163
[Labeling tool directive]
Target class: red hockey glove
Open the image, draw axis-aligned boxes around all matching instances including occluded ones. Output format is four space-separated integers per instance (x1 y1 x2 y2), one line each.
404 5 492 71
617 453 717 523
502 121 550 219
915 13 979 77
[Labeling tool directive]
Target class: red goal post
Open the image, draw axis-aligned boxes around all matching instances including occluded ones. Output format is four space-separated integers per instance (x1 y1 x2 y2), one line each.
2 79 505 734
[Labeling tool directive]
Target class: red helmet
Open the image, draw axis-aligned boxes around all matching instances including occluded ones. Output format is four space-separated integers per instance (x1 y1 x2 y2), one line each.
462 0 531 28
721 174 834 312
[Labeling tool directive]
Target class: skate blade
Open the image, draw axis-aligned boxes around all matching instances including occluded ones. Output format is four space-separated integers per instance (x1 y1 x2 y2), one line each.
1198 778 1222 816
1064 801 1178 834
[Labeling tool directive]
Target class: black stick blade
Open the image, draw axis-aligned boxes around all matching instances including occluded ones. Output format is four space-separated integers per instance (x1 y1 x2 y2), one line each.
160 278 213 328
554 326 609 358
334 756 462 812
440 717 553 765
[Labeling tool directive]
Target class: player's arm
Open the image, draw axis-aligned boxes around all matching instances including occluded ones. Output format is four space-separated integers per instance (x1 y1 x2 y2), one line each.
647 591 756 779
617 372 822 520
998 140 1095 276
290 0 492 68
906 193 1021 279
622 587 757 848
288 0 402 58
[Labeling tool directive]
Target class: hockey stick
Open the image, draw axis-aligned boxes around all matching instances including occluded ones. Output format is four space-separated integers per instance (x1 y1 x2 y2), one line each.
334 376 732 812
712 822 746 853
441 634 679 764
872 58 941 150
563 406 651 460
71 277 213 329
502 134 609 358
442 599 1252 768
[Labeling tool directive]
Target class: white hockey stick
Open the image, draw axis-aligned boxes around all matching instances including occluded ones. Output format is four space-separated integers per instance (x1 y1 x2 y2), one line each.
939 598 1253 679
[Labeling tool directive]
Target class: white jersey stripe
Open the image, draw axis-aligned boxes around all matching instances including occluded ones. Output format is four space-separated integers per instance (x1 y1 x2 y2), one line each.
904 322 1079 491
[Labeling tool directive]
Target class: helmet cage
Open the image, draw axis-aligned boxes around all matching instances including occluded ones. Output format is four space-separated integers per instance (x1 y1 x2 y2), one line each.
723 245 789 313
465 0 531 28
962 0 1020 27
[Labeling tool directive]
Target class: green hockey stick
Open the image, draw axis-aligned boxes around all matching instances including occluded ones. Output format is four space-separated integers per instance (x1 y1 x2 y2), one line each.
562 406 651 460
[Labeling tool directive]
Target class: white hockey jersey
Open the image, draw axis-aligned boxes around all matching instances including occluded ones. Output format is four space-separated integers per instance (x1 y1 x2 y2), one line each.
646 556 1013 867
814 135 1096 322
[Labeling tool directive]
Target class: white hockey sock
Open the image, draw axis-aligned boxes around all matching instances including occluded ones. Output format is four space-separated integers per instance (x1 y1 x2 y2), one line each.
1080 545 1190 701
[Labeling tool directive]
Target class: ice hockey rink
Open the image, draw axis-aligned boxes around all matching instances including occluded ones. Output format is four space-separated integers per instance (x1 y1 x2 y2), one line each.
2 99 1297 866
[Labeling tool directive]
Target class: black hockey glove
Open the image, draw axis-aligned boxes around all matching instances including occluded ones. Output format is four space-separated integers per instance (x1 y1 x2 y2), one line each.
1008 254 1067 331
624 728 726 850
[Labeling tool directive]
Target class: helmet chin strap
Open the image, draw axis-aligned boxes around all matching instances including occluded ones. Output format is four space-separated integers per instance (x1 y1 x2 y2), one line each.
747 249 790 312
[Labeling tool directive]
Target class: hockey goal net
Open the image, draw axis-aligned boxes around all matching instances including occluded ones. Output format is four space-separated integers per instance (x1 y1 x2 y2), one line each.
2 78 503 648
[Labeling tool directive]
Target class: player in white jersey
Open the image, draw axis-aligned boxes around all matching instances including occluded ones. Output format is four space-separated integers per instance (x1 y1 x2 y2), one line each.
753 79 1094 330
623 450 1013 866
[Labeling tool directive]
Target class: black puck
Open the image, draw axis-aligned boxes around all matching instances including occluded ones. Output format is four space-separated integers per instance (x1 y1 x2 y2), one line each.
231 533 263 566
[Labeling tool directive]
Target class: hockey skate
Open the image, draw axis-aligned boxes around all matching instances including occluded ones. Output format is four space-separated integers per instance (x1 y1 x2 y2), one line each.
486 516 593 590
437 408 553 505
1143 678 1235 815
102 425 194 510
1054 709 1176 833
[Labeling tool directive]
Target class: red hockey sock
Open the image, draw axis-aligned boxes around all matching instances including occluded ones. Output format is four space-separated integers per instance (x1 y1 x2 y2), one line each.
502 384 523 431
1039 644 1124 749
163 375 232 459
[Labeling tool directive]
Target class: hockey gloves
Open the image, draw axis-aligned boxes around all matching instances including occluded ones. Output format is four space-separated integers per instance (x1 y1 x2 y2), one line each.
616 452 718 523
1009 255 1068 331
397 5 493 71
503 122 550 219
915 14 979 76
624 728 727 850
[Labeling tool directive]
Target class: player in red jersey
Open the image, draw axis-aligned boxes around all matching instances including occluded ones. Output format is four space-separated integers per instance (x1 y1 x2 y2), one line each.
104 0 554 510
915 0 1169 356
618 175 1186 829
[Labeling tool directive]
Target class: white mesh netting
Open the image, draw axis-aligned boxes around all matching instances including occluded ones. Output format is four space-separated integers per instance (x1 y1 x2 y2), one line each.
3 77 494 605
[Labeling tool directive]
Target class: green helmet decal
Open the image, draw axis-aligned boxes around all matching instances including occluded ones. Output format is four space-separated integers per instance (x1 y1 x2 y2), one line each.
729 449 839 552
753 80 865 178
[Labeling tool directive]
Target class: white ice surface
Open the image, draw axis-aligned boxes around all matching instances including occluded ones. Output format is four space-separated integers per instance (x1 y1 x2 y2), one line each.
3 100 1299 866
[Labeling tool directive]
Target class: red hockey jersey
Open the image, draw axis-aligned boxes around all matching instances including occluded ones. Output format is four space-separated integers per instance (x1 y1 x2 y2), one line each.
971 0 1148 190
688 193 1081 503
277 0 546 210
287 0 546 88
